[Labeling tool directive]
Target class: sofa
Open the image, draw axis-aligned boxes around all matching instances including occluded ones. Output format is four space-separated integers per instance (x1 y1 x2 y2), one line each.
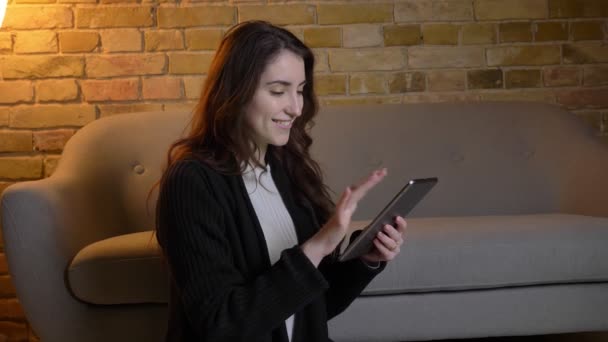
2 102 608 342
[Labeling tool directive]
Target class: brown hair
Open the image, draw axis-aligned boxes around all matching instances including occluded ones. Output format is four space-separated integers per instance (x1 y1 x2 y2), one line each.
156 21 334 240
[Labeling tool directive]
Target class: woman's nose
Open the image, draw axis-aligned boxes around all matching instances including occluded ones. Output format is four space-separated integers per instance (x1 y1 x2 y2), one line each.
286 93 302 116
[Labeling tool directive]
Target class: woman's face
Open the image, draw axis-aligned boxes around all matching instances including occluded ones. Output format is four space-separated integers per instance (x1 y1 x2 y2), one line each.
244 49 306 158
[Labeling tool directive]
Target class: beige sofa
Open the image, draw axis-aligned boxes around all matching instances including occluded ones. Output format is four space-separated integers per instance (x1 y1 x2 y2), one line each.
2 103 608 342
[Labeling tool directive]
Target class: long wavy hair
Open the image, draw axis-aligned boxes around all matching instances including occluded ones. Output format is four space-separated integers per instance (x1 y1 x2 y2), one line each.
156 21 334 244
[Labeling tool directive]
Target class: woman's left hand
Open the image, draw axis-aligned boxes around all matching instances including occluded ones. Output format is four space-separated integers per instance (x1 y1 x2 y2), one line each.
360 216 407 263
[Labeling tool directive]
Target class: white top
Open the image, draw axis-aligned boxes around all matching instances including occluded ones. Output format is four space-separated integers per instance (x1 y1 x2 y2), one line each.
242 163 298 341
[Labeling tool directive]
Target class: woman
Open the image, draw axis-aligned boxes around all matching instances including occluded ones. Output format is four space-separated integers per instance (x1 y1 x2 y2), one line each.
155 21 407 342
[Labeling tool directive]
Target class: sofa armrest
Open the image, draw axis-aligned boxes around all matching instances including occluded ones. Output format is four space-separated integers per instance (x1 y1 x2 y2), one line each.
1 177 82 334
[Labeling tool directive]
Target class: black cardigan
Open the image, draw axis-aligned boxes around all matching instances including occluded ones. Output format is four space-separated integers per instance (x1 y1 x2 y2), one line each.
156 153 385 342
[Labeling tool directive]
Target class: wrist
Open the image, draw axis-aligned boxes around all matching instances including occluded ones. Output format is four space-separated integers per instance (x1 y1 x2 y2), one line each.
301 237 327 267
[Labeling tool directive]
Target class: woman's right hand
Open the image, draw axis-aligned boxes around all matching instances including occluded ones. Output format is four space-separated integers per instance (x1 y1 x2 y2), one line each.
301 168 388 266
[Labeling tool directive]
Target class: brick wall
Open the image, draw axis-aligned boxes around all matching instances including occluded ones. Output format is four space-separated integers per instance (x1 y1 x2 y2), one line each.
0 0 607 340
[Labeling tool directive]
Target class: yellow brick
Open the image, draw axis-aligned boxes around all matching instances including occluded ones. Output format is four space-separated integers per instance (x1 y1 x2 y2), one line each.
303 28 341 48
0 33 12 52
408 46 484 68
14 31 57 54
34 130 74 153
499 22 532 43
487 46 561 66
86 54 165 77
329 48 405 72
505 69 542 88
16 0 54 4
584 66 608 86
571 21 605 41
549 0 608 18
343 25 382 48
349 73 386 94
102 0 138 3
535 22 569 41
313 50 329 73
37 79 79 102
0 112 8 127
388 72 425 93
81 79 139 102
2 7 72 29
427 70 466 91
239 5 314 25
318 4 392 24
58 32 99 53
480 90 555 103
44 155 61 178
543 66 581 87
467 69 503 89
169 53 214 74
185 29 223 51
0 81 33 104
158 6 234 28
0 56 84 79
0 131 33 152
320 96 401 106
395 0 473 22
563 43 608 64
101 29 142 52
183 76 206 100
461 23 496 45
76 7 154 28
403 92 479 104
475 0 547 20
0 157 43 180
314 74 347 95
98 103 163 117
145 30 184 52
142 77 182 100
383 25 421 46
58 0 95 3
422 24 459 45
9 105 96 128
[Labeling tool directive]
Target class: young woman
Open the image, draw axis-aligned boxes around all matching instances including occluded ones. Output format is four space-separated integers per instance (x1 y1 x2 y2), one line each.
155 21 407 342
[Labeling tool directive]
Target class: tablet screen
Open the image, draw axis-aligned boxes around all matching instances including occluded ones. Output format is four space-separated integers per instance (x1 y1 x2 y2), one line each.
338 177 438 262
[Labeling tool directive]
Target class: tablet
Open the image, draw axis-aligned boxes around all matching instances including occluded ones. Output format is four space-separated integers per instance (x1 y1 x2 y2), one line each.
338 177 438 262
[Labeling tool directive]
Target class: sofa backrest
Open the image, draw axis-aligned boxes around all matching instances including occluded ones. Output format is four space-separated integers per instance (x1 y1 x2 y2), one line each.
53 102 608 236
310 103 608 220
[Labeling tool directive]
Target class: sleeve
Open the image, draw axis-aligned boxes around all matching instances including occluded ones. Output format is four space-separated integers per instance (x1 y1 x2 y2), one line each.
309 194 387 320
318 255 386 320
157 160 329 340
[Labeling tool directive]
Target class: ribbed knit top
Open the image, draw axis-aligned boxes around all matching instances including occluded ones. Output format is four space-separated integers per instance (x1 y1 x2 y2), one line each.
242 163 298 341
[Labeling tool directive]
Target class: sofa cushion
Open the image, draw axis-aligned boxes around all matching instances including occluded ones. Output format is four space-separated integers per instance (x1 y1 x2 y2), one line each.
67 231 168 305
67 213 608 305
365 213 608 295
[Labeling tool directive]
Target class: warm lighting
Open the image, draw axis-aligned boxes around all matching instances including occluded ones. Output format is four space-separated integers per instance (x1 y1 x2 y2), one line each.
0 0 6 28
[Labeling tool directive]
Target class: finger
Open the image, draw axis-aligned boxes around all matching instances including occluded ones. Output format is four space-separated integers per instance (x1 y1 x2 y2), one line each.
335 187 353 225
373 238 397 260
394 216 407 233
383 225 403 245
377 230 398 251
349 168 387 204
335 186 352 212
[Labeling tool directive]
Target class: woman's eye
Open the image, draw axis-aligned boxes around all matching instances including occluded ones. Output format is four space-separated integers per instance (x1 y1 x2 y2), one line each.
270 91 284 96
